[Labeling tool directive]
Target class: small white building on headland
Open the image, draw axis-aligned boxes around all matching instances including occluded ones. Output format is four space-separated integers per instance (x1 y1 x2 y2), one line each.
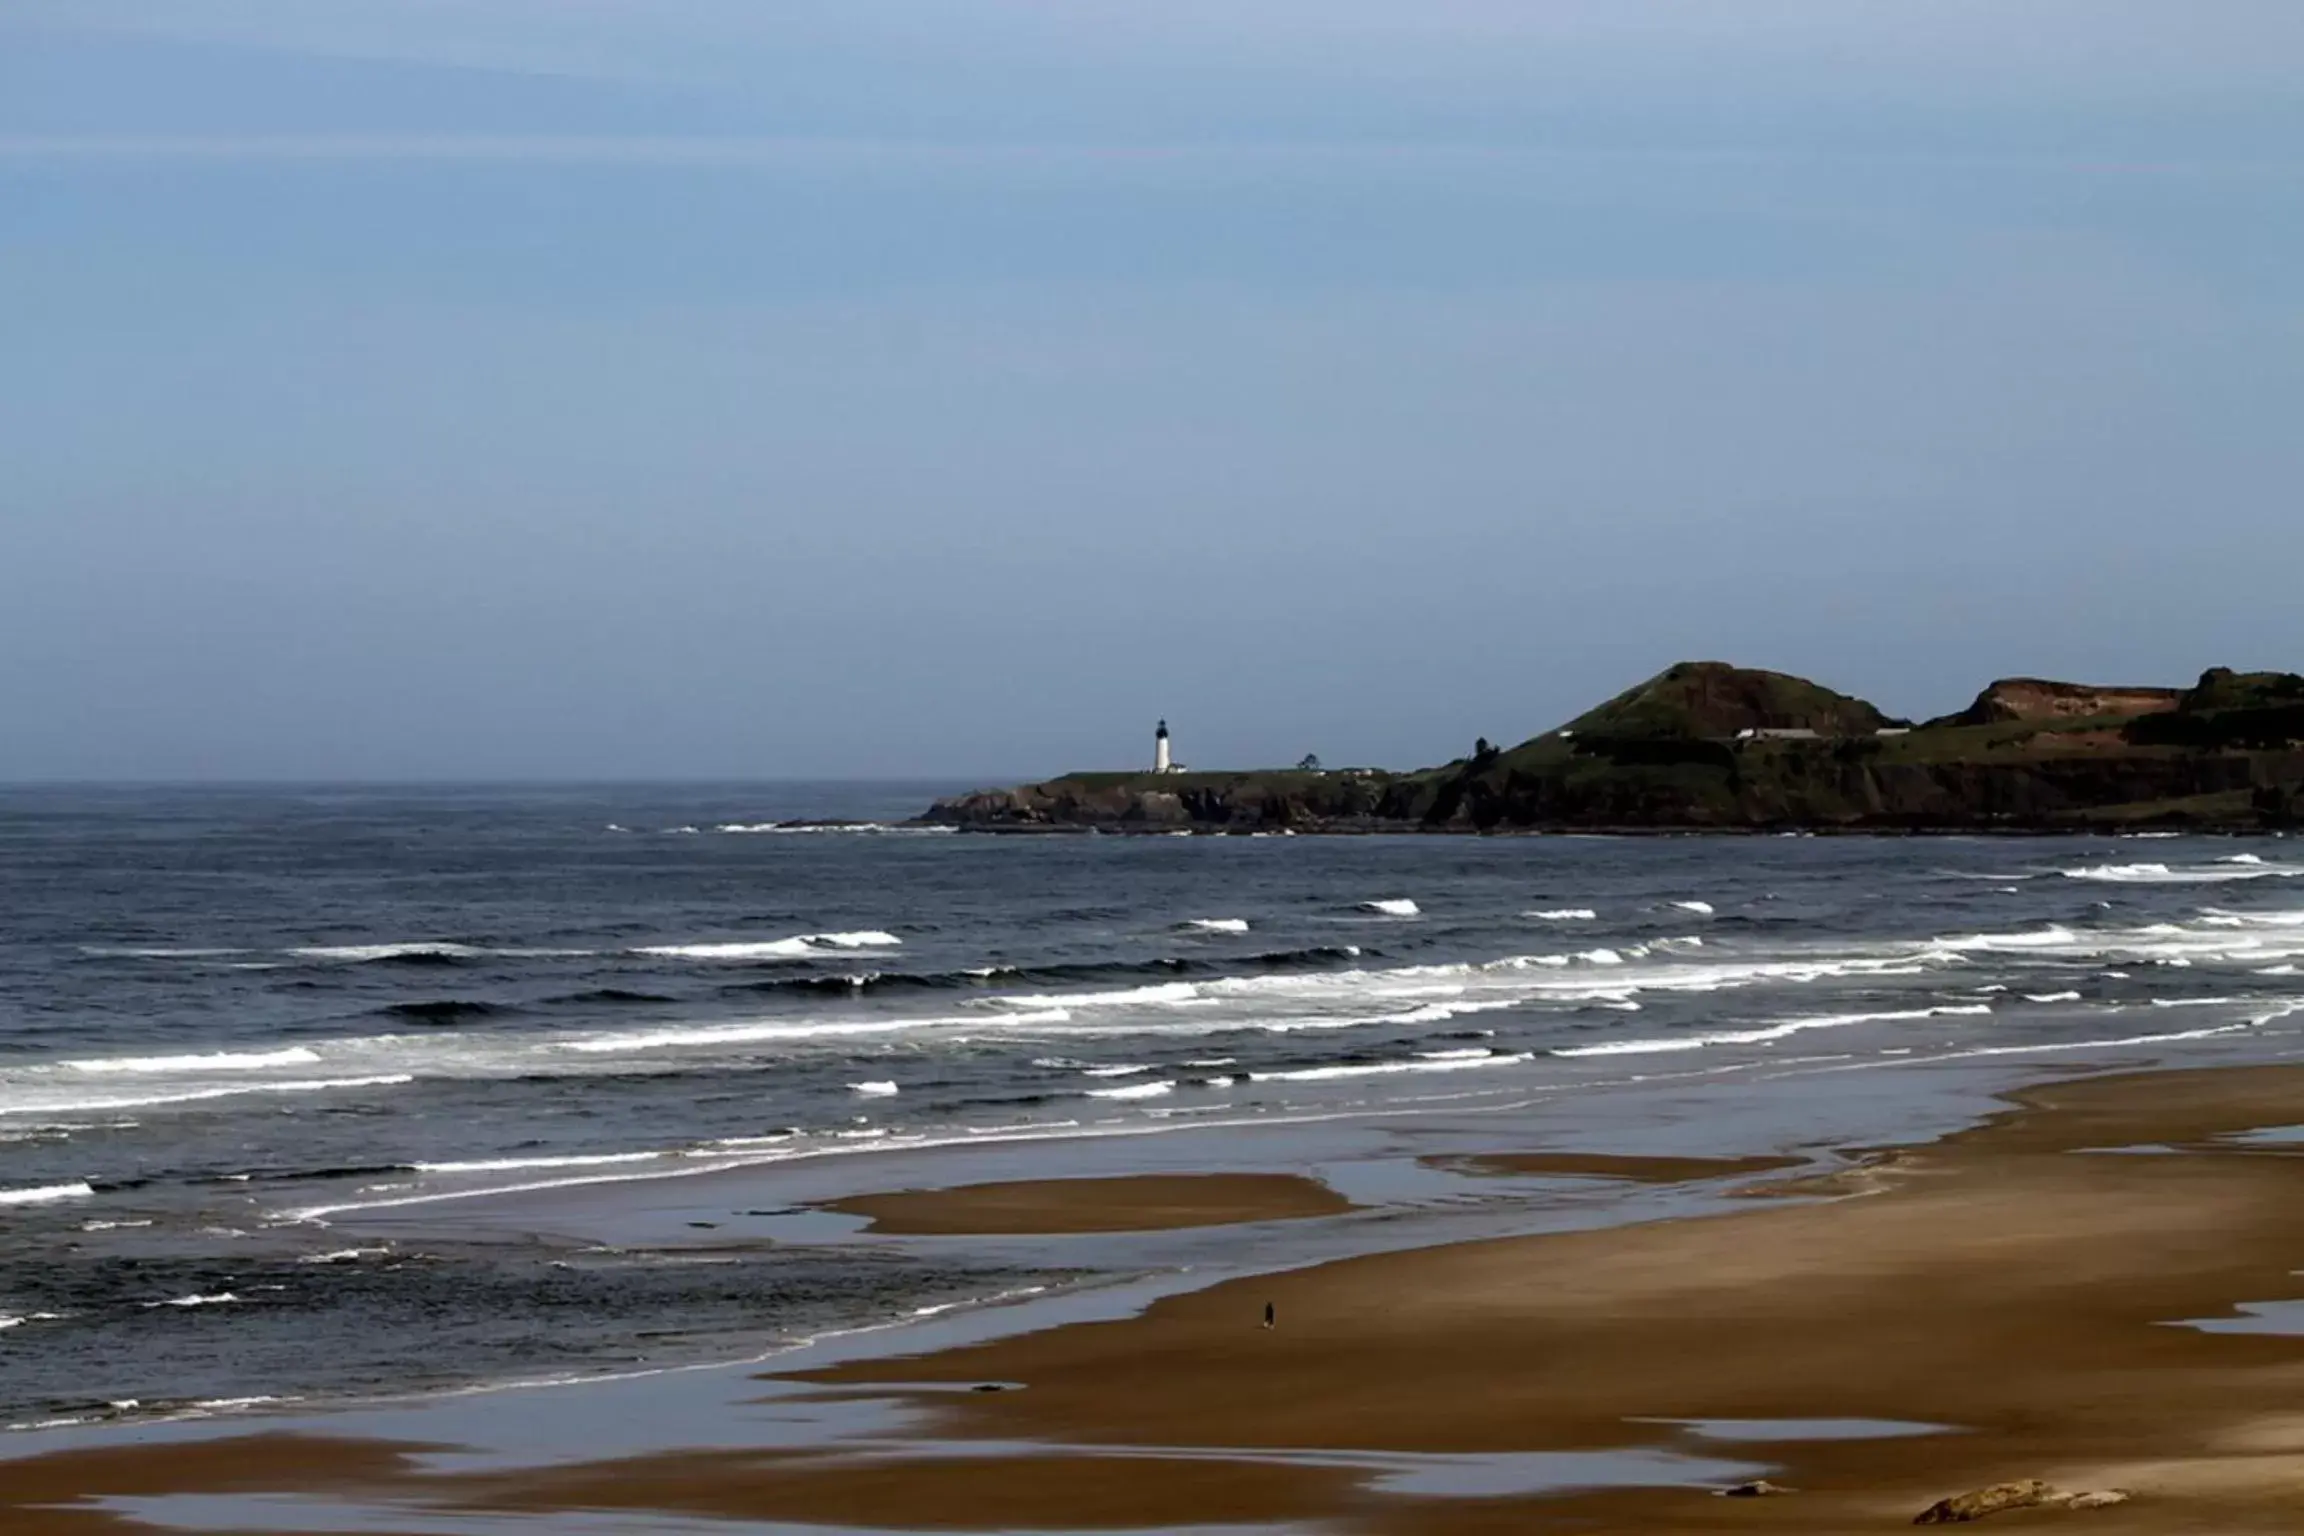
1153 720 1187 774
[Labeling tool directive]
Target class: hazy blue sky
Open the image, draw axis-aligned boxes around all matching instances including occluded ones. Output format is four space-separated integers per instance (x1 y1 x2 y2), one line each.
5 3 2300 780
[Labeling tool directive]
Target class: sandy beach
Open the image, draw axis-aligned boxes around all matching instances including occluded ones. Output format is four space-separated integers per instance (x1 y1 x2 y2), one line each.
13 1061 2304 1533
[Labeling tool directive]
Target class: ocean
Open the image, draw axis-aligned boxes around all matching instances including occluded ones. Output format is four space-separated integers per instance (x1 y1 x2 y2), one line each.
3 783 2300 1430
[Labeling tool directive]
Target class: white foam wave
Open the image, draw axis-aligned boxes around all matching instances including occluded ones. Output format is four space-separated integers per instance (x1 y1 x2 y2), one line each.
2060 862 2286 884
1379 1003 1466 1026
0 1181 94 1207
559 1010 1076 1053
635 931 902 961
0 1075 414 1118
1932 925 2079 951
65 1047 321 1075
298 1248 389 1264
849 1081 900 1097
1527 909 1597 921
414 1151 663 1174
146 1292 240 1308
1251 1051 1534 1083
2203 909 2304 928
1554 1004 1993 1060
987 981 1201 1010
1911 1023 2255 1062
1080 1064 1153 1078
1358 899 1420 917
290 943 486 962
1670 900 1717 915
1085 1079 1175 1100
2023 991 2083 1003
1181 918 1250 934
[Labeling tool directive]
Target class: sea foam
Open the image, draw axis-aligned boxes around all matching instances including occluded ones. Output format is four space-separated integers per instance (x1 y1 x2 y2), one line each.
1554 1004 1994 1059
2060 862 2285 884
1085 1079 1175 1100
635 931 902 961
0 1075 415 1118
290 943 488 962
414 1151 664 1174
1251 1050 1534 1083
65 1047 321 1075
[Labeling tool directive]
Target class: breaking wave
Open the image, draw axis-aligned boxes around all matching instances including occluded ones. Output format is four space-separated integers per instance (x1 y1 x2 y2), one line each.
635 931 903 961
1250 1050 1534 1083
412 1152 664 1175
64 1048 321 1075
1554 1004 1995 1059
0 1076 416 1118
2060 862 2291 884
1085 1079 1175 1100
290 943 487 965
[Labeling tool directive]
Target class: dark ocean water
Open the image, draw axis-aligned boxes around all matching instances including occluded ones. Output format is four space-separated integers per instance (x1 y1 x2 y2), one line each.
2 784 2301 1427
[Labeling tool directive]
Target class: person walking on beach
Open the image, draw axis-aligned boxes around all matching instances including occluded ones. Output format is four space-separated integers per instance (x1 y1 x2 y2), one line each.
1263 1301 1275 1330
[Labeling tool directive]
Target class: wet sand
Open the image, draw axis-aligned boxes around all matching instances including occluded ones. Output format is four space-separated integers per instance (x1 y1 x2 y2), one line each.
15 1063 2304 1533
0 1434 440 1536
820 1171 1357 1234
1420 1150 1807 1184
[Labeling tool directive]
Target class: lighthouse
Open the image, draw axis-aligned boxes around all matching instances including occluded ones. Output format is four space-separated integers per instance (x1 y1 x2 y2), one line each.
1154 719 1173 775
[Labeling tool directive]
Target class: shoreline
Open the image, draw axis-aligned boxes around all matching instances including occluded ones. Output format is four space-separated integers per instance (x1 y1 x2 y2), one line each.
920 820 2299 837
13 1057 2304 1531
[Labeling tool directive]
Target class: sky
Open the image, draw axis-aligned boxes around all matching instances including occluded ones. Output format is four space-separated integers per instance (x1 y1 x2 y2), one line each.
4 2 2300 780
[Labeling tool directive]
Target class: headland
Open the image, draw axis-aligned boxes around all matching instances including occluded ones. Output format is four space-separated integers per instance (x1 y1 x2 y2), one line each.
926 662 2304 833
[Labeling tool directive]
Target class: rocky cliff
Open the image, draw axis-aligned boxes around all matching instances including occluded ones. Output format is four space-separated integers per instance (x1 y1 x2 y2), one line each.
924 663 2304 833
1941 678 2184 728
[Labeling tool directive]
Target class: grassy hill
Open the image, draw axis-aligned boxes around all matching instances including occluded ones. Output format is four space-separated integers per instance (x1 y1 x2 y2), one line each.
1560 661 1893 739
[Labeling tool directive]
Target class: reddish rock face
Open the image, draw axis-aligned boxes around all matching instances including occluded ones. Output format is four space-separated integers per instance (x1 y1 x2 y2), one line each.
1951 678 2183 727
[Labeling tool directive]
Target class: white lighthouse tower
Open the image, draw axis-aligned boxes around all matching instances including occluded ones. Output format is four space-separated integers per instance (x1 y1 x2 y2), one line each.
1154 719 1173 775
